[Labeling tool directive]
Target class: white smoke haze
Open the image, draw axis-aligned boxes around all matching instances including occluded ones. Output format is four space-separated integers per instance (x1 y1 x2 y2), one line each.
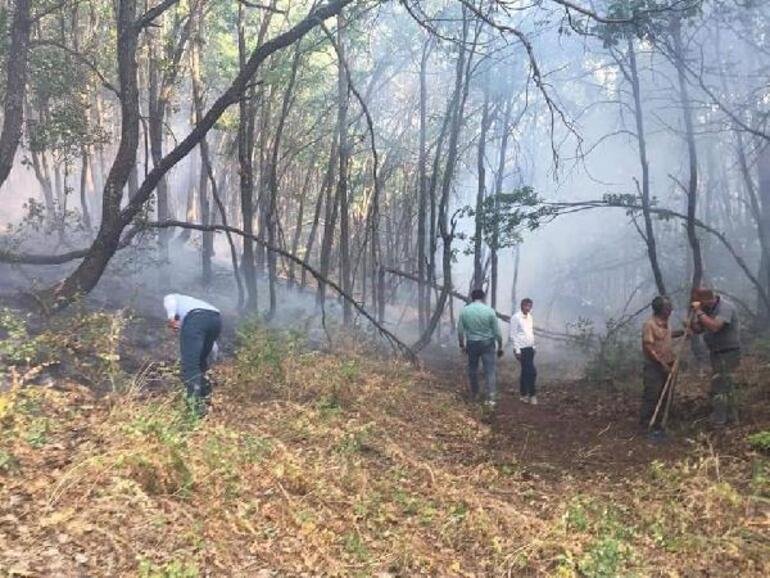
0 0 768 363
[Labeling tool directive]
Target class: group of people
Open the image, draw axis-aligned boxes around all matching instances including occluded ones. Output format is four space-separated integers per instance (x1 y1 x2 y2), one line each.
164 285 741 429
458 286 742 433
457 289 538 409
642 288 741 433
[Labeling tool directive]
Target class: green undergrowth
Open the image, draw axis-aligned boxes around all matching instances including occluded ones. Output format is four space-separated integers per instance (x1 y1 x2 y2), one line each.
0 320 767 576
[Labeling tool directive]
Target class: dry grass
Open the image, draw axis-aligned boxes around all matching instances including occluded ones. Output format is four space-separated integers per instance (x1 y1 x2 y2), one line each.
1 322 768 577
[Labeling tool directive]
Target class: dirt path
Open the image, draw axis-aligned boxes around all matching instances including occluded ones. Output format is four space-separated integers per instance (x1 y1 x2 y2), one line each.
423 351 700 482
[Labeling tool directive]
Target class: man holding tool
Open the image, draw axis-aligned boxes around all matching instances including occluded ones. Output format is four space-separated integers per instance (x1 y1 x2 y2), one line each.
641 296 684 437
690 289 741 426
458 288 504 408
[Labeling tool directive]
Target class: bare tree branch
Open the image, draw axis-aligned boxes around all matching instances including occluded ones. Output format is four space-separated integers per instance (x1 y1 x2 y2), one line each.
147 220 419 363
135 0 180 30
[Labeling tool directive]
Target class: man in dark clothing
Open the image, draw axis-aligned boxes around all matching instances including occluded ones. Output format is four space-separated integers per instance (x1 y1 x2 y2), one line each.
164 293 222 416
690 289 741 426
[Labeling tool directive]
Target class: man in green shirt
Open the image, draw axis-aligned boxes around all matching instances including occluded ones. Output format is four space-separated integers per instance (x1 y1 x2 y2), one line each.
458 289 504 407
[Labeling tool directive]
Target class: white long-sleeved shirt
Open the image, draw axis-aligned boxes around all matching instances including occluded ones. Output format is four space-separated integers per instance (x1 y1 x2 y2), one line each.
164 294 220 362
163 293 219 323
509 311 535 353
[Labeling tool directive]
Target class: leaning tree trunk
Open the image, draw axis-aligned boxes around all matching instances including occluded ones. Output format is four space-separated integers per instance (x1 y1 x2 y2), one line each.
45 0 141 305
0 0 32 191
45 0 353 307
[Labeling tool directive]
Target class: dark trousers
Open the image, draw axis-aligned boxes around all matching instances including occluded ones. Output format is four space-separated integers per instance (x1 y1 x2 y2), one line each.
180 310 222 400
466 339 497 401
641 360 668 429
709 349 741 424
518 347 537 397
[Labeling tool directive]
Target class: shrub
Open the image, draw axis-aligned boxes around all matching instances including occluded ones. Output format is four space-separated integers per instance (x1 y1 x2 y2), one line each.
748 430 770 454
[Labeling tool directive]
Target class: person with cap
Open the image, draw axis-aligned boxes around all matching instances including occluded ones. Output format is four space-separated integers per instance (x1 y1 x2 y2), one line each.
690 288 741 426
164 293 222 416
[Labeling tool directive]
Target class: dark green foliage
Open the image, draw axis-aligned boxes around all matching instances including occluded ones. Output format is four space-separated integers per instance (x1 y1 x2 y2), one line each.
461 186 550 253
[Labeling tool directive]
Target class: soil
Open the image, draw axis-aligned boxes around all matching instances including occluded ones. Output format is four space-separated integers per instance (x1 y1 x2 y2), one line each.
421 346 769 483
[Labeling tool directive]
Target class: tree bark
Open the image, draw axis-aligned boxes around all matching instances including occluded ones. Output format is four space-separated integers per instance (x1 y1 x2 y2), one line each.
336 10 352 325
472 80 490 290
45 0 353 307
491 95 514 309
266 39 302 317
671 18 703 291
417 37 431 331
0 0 32 191
627 38 666 296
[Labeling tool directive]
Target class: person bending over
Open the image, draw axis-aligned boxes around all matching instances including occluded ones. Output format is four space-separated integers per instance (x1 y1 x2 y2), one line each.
164 293 222 416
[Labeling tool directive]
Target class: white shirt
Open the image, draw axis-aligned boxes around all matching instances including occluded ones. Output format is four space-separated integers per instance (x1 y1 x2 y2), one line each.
163 293 219 323
509 311 535 353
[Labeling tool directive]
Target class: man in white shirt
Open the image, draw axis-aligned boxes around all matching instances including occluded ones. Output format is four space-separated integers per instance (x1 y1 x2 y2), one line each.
510 297 537 404
164 293 222 416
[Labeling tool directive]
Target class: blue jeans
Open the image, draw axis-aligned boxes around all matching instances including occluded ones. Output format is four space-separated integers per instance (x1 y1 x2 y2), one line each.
467 339 497 402
180 310 222 400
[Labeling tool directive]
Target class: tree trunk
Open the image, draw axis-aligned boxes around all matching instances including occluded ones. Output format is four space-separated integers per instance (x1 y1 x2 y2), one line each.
491 95 514 309
289 165 313 285
757 142 770 319
337 10 352 325
79 147 92 231
628 38 666 296
267 39 303 317
46 0 140 304
671 18 703 291
417 37 431 331
306 134 338 288
191 28 213 287
472 81 490 290
0 0 31 191
237 2 258 310
46 0 353 306
414 10 472 348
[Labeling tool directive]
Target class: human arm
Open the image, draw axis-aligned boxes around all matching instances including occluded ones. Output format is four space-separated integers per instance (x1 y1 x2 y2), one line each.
457 311 466 351
510 315 522 358
493 314 503 354
691 301 727 333
163 295 181 331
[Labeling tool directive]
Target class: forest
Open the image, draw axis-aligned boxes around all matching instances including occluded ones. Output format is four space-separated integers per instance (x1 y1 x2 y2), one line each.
0 0 769 575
